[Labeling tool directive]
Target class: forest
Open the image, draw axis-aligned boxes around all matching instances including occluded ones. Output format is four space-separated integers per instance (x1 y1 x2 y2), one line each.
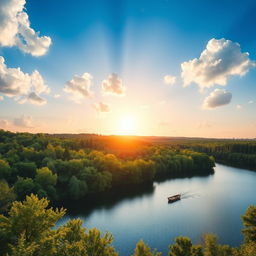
0 131 256 255
0 194 255 256
0 130 215 211
175 139 256 171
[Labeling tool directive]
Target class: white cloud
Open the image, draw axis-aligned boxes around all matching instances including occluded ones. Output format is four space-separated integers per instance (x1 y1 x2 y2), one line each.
64 73 93 103
102 73 125 96
236 104 242 109
13 115 33 128
0 0 51 56
30 70 50 94
248 100 254 104
93 102 111 112
0 56 31 97
203 89 232 109
0 56 49 105
26 92 46 105
181 38 255 90
164 75 176 85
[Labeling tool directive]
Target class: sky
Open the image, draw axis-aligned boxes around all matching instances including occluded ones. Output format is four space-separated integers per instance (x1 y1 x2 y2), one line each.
0 0 256 138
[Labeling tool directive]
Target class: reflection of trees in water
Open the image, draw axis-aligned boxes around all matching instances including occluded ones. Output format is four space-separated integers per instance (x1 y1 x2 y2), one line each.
154 170 214 183
58 184 155 217
55 171 215 217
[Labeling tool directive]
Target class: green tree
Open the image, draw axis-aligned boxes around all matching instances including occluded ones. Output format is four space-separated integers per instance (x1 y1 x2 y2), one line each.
0 159 12 181
0 195 119 256
9 233 38 256
55 219 88 256
45 143 56 159
239 242 256 256
13 177 37 201
0 180 16 213
14 162 37 178
132 240 162 256
204 234 219 256
68 176 88 200
35 167 57 200
217 244 234 256
0 194 65 255
63 148 71 160
191 245 204 256
84 227 118 256
169 236 193 256
242 206 256 242
35 167 57 188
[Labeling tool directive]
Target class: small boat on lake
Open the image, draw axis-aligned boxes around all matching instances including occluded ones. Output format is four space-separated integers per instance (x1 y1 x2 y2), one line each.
168 194 181 203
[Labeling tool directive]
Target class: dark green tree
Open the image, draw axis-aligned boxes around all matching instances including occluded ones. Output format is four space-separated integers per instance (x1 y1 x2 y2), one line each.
0 159 12 181
0 180 16 213
14 162 37 178
13 177 37 201
68 176 88 200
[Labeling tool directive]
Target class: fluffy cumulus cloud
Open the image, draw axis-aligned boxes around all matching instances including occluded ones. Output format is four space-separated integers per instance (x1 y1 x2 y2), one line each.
102 73 125 96
0 56 49 104
30 70 50 95
13 115 33 128
203 89 232 109
0 0 51 56
64 73 93 103
164 75 176 85
93 102 111 112
181 38 255 90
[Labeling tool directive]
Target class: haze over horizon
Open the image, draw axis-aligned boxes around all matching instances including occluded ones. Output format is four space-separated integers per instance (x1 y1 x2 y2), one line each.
1 0 256 138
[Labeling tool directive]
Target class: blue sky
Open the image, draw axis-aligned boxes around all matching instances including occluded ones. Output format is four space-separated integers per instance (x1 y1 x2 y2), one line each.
0 0 256 137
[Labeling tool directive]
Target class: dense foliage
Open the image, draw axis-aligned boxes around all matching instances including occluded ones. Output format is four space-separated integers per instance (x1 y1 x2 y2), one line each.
0 131 255 255
0 130 214 211
179 140 256 171
0 195 255 256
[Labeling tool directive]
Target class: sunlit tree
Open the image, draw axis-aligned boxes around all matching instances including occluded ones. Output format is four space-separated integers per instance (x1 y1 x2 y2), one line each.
242 206 256 242
132 240 162 256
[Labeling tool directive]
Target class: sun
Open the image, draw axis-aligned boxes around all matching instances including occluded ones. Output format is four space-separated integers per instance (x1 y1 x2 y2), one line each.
118 115 137 135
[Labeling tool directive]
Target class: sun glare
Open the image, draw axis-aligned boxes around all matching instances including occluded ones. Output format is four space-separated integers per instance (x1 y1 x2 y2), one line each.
118 115 137 135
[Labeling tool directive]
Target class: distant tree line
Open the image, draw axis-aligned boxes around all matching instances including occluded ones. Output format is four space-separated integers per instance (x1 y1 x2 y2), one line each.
180 141 256 170
0 130 215 212
0 194 255 256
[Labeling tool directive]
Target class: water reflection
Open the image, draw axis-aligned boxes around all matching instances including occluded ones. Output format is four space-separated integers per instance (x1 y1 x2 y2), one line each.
60 184 156 217
57 164 256 255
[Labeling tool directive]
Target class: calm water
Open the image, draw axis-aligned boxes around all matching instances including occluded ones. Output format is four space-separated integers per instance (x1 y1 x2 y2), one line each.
57 164 256 255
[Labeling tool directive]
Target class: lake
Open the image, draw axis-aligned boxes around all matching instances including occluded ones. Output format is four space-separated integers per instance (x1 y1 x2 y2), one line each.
57 164 256 255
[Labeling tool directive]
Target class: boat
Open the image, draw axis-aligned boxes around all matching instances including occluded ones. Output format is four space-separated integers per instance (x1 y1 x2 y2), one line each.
168 194 181 203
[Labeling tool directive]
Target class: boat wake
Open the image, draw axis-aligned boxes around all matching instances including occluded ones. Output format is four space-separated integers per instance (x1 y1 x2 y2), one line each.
180 191 200 199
